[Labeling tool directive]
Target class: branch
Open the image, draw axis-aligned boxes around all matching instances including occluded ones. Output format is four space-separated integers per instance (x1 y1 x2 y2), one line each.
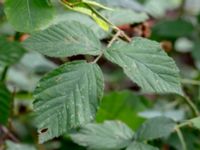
60 1 132 62
183 95 200 117
0 126 19 143
92 30 121 64
181 78 200 86
175 127 187 150
107 30 121 48
85 3 131 42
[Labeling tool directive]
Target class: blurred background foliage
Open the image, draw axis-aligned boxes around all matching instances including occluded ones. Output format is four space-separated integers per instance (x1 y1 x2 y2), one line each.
1 0 200 149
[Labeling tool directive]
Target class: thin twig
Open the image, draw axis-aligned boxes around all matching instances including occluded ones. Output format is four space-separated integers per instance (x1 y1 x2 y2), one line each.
107 30 121 48
181 78 200 86
86 3 131 42
183 95 200 117
92 30 121 64
176 121 192 129
179 0 186 16
117 29 132 42
84 3 116 28
92 52 104 64
60 0 132 62
175 127 187 150
0 126 19 143
62 0 132 42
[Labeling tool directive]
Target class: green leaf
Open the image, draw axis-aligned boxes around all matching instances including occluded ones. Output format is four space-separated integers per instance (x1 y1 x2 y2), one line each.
33 60 104 143
167 129 197 150
70 121 134 150
144 0 181 18
5 52 57 92
6 141 36 150
126 141 159 150
96 91 150 130
0 82 12 125
61 2 110 31
23 21 102 58
101 9 149 26
82 0 113 11
4 0 55 32
70 6 110 31
135 117 176 141
190 117 200 130
152 19 194 39
91 12 110 31
94 0 144 11
104 37 183 95
0 37 25 67
139 109 185 122
53 9 148 40
198 13 200 24
53 11 107 39
191 41 200 63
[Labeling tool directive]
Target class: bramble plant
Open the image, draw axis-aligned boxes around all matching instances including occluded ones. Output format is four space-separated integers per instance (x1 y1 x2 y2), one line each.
1 0 200 150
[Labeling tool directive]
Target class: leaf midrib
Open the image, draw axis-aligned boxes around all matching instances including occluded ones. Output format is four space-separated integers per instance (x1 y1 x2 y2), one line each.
26 0 33 28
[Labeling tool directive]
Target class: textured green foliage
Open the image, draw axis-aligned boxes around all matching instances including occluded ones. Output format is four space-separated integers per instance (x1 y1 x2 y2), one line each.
54 11 107 39
6 141 36 150
0 36 25 67
0 67 3 79
94 0 144 11
0 82 12 125
23 21 102 57
191 42 200 62
126 141 159 150
1 0 196 149
96 91 149 129
104 37 183 95
144 0 181 18
61 0 110 31
135 117 176 141
101 9 148 26
33 61 104 143
82 0 113 10
70 121 134 150
198 13 200 24
4 0 55 32
153 19 194 38
190 117 200 130
54 9 148 40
